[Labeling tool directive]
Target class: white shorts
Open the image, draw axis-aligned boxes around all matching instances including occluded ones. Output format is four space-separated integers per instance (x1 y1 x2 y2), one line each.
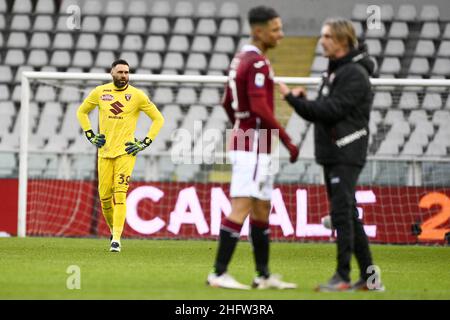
229 151 274 201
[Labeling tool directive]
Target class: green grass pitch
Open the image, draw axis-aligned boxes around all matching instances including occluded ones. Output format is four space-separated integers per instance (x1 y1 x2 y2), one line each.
0 238 449 300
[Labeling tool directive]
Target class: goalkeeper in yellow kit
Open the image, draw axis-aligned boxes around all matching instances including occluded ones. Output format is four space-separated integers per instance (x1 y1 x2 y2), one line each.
77 59 164 252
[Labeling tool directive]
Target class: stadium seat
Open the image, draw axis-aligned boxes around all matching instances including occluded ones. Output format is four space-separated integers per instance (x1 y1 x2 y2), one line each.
6 32 27 48
0 0 6 12
414 120 434 138
98 34 120 50
422 93 442 110
437 41 450 58
379 57 401 74
210 105 229 121
168 35 190 52
59 86 81 103
398 92 419 109
11 15 31 31
388 22 409 39
35 86 56 102
103 17 124 33
197 2 216 17
0 66 12 83
33 15 54 31
0 15 4 31
14 65 33 83
218 19 240 36
59 0 82 13
4 49 25 66
28 50 49 67
384 40 404 57
35 0 55 13
419 5 440 21
380 4 394 21
161 104 183 123
199 88 220 105
72 51 94 68
186 105 208 120
372 92 392 109
49 50 71 68
414 40 435 57
377 140 400 156
185 53 208 71
145 35 166 52
76 34 98 50
44 136 69 153
241 21 251 36
427 75 448 93
408 110 428 125
420 22 440 39
106 0 124 15
365 39 382 56
122 35 143 51
237 37 250 51
443 24 450 39
149 17 170 34
408 58 429 75
83 0 102 15
12 0 32 13
351 3 368 21
401 141 424 156
153 87 174 105
163 52 184 70
396 4 417 21
425 141 447 156
209 53 230 71
0 84 10 100
191 36 213 52
29 33 51 49
196 19 217 35
365 22 386 38
174 1 194 17
126 17 147 33
432 110 450 126
214 36 235 53
53 33 73 50
120 52 139 68
384 109 404 125
175 88 197 105
431 59 450 76
141 52 162 70
173 18 195 35
127 0 147 16
218 2 240 18
151 1 171 16
81 16 102 33
351 21 363 38
95 51 115 68
311 56 328 73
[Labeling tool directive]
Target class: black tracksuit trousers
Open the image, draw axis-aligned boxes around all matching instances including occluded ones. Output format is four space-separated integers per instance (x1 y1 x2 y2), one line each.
323 164 373 282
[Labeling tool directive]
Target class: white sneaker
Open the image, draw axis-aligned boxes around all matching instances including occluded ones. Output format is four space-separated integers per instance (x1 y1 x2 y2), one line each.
207 273 250 290
110 240 121 252
252 274 297 289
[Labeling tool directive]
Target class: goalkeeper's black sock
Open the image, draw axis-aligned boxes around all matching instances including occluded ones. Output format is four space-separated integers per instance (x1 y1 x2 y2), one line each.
250 219 270 278
214 218 242 276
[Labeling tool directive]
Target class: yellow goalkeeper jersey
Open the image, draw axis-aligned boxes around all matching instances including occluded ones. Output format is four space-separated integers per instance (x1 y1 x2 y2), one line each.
76 82 164 158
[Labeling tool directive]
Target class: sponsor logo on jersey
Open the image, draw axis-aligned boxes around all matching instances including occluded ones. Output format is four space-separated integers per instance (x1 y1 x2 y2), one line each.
110 101 125 115
125 94 132 101
101 94 114 101
253 61 265 69
103 89 112 92
255 73 265 87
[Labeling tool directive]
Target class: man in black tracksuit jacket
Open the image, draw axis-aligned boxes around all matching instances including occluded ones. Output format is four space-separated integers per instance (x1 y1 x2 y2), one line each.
279 18 384 292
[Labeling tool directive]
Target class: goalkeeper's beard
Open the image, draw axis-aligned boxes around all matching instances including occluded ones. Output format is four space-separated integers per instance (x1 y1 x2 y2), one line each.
113 78 128 88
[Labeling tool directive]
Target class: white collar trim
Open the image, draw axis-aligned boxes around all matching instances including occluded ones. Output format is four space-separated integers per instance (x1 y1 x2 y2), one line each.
241 44 262 54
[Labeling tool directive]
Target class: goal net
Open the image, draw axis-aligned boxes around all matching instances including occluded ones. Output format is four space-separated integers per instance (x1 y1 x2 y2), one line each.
10 72 450 244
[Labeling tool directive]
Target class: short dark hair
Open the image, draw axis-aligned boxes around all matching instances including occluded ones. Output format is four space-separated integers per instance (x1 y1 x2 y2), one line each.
248 6 279 26
111 59 129 68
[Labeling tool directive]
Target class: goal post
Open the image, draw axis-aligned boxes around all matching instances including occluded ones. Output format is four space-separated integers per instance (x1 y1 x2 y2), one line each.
17 71 450 243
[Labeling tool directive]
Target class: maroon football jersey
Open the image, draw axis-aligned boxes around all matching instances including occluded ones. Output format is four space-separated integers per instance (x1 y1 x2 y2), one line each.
223 45 275 153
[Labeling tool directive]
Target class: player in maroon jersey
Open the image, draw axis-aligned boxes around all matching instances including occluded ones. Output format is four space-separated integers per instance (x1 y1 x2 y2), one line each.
207 6 299 290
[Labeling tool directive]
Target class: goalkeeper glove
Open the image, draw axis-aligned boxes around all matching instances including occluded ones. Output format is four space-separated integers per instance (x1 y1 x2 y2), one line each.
85 130 106 148
125 137 152 156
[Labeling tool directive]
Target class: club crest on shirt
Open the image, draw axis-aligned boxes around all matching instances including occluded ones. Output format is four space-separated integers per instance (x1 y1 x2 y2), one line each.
101 94 114 101
125 94 132 101
255 73 265 87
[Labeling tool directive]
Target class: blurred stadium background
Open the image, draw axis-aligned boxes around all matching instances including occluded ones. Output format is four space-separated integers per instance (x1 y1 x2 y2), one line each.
1 0 450 300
